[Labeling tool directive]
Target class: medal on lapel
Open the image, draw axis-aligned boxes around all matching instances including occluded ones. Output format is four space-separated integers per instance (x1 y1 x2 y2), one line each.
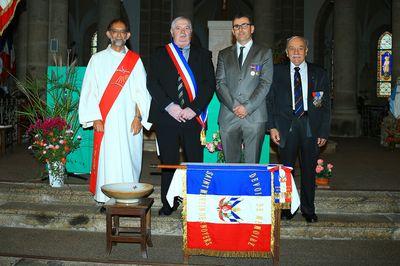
312 91 324 107
250 64 262 76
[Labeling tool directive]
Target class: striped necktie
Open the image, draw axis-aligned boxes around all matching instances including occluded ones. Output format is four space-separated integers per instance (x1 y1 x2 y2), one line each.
177 48 185 107
294 67 304 117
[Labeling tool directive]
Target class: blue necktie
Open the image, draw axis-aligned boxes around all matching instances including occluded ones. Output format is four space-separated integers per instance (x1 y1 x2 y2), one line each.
294 67 304 117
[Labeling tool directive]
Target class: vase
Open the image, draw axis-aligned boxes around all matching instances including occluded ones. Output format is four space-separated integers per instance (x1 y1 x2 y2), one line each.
47 161 65 187
316 177 329 186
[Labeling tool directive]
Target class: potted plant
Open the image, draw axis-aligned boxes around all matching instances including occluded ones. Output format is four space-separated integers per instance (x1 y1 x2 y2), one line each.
315 159 333 187
14 62 81 187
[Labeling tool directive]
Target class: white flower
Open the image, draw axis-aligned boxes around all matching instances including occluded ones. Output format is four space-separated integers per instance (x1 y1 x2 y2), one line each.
42 150 47 154
28 146 32 150
59 140 65 144
55 145 60 150
66 129 73 134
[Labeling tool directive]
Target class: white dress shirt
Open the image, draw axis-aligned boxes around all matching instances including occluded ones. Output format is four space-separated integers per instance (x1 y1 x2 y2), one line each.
236 39 253 67
290 61 308 111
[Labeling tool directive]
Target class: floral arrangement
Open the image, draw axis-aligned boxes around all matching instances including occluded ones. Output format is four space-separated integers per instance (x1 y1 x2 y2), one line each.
205 131 225 163
27 117 80 164
13 60 81 184
382 115 400 149
315 159 333 179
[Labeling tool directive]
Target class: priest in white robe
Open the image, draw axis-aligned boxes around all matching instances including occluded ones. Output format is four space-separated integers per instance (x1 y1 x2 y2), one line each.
79 19 151 203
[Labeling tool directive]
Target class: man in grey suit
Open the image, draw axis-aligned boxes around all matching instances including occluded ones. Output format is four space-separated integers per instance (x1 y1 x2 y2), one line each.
216 13 273 163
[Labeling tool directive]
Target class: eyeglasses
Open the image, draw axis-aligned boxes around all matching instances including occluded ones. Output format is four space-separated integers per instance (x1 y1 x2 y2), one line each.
232 23 252 30
109 29 128 35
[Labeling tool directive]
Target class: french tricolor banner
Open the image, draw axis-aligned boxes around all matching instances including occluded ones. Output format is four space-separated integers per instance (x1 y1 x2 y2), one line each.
183 163 274 257
0 0 20 36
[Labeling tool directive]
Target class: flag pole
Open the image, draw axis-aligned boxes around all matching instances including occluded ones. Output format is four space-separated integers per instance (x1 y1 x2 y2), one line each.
150 164 187 169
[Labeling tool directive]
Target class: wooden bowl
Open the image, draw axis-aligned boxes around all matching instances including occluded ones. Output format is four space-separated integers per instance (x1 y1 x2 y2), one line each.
101 182 154 203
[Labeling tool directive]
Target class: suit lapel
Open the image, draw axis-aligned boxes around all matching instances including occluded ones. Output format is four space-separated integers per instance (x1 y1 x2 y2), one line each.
242 43 257 72
188 46 198 72
307 63 316 105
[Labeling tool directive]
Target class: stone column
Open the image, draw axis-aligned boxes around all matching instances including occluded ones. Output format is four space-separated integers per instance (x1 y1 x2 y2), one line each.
97 0 121 51
331 0 361 136
48 0 68 66
122 0 140 52
253 0 274 48
15 8 28 80
173 0 193 21
27 0 49 79
208 21 232 68
392 0 400 81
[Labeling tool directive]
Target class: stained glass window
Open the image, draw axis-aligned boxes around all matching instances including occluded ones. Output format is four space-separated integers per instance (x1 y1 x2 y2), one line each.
91 32 97 55
377 32 392 97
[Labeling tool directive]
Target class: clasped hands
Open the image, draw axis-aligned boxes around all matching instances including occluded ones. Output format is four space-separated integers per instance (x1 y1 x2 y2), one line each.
93 117 142 135
233 104 248 119
166 103 196 122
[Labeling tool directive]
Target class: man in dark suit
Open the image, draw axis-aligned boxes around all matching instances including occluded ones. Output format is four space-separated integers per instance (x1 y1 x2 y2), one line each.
216 13 273 163
267 36 331 223
147 16 215 216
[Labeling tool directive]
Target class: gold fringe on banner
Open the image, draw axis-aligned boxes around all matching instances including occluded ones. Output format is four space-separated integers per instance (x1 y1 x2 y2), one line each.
270 173 276 257
184 248 272 258
182 169 188 252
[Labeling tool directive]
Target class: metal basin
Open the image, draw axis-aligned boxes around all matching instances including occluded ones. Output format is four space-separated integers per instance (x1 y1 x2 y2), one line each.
101 182 154 203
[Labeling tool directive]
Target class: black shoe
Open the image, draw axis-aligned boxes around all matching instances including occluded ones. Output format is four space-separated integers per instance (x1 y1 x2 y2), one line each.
172 196 182 211
302 213 318 223
158 206 173 216
281 209 295 220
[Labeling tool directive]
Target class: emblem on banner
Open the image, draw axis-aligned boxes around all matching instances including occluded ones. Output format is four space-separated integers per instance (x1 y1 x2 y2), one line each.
217 197 242 222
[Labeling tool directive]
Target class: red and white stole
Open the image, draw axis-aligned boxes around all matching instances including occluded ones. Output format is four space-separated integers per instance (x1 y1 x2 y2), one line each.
89 50 140 194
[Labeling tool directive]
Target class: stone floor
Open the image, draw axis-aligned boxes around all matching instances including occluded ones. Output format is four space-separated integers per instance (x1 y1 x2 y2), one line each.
0 137 399 265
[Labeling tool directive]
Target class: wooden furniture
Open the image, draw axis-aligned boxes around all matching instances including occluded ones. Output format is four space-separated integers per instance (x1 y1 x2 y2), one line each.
105 197 154 258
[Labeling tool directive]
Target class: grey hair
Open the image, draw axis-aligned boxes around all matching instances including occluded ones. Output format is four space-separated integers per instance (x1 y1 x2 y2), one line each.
285 36 309 51
171 16 192 31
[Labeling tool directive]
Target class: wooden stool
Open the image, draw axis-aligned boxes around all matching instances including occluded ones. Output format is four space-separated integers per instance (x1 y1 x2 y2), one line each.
105 197 154 258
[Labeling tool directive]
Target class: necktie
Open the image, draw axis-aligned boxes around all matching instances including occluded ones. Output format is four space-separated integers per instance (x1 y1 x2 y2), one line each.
238 46 245 69
177 48 185 107
294 67 304 117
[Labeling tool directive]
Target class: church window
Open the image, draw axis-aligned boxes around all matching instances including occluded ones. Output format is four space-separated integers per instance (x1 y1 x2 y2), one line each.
91 31 97 55
377 31 392 97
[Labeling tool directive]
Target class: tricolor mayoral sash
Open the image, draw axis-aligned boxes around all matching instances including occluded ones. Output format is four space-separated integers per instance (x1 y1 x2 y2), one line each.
165 43 208 143
184 163 277 258
89 50 140 194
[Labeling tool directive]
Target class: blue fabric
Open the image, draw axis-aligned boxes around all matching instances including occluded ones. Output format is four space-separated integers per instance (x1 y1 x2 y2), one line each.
294 67 304 117
186 163 271 196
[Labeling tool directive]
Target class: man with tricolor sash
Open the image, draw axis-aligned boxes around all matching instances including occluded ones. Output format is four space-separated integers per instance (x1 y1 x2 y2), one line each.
147 16 215 216
79 19 151 204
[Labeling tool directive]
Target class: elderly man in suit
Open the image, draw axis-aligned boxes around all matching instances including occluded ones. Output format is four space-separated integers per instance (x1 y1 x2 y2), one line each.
147 16 215 216
216 13 273 163
267 36 331 223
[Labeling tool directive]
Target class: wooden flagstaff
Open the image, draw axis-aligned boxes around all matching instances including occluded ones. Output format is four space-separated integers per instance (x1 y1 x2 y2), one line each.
150 164 187 169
